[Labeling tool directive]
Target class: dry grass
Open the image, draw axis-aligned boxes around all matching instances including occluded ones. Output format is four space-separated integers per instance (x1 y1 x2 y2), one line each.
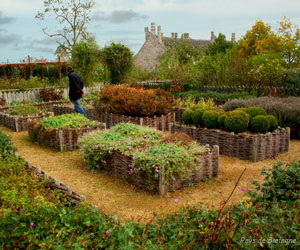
2 125 300 223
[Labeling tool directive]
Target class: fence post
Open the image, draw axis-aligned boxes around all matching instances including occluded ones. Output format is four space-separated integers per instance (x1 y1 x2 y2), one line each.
252 135 258 162
159 164 166 196
58 129 64 152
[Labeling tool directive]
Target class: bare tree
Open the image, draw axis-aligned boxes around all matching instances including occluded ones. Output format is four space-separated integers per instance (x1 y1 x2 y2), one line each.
35 0 95 56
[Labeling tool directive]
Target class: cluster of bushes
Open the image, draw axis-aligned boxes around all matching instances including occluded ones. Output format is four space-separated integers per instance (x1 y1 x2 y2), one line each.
182 106 278 134
97 85 174 117
78 123 205 184
222 96 300 138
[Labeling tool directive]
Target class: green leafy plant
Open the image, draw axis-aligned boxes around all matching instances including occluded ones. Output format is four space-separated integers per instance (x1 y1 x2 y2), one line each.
202 110 221 129
41 113 96 129
244 106 268 118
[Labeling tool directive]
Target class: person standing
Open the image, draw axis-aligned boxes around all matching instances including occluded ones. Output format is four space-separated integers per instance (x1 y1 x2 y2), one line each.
67 66 88 118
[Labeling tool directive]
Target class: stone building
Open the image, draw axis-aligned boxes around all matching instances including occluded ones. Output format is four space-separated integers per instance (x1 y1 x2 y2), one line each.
134 22 236 70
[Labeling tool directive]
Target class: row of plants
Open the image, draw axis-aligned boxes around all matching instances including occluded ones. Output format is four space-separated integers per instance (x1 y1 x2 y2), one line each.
1 129 299 249
222 96 300 138
78 123 204 185
173 90 256 104
182 106 278 134
97 85 174 117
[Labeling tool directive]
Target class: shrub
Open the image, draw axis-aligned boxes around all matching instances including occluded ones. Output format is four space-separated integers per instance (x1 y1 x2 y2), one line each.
6 105 40 116
191 108 205 127
0 131 16 156
250 115 270 134
182 109 195 125
244 107 267 118
218 114 227 130
224 110 249 133
267 115 278 131
39 88 64 102
202 110 220 129
98 86 173 117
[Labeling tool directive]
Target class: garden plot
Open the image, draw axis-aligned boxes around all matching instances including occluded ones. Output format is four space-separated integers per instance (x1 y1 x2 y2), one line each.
0 105 52 132
78 123 219 195
28 113 106 151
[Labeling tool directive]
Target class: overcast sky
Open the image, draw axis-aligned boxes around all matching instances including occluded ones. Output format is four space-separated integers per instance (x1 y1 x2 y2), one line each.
0 0 299 63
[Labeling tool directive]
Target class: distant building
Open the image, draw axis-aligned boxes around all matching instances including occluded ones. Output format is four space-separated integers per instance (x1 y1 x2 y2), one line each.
134 22 236 70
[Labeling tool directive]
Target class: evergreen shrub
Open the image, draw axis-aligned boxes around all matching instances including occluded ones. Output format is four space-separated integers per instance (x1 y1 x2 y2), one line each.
244 107 268 118
182 109 195 125
224 110 249 134
202 110 220 129
267 115 278 132
250 115 270 134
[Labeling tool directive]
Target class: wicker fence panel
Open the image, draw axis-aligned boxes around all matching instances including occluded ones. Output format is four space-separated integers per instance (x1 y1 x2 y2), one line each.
170 124 290 162
28 123 106 151
99 146 219 195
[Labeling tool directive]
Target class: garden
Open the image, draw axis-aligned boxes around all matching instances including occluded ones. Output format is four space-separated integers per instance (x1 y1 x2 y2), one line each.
0 16 300 249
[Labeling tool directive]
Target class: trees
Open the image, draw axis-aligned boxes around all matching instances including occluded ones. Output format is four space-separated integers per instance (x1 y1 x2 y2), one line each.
237 20 281 58
35 0 95 56
71 39 101 86
206 33 234 56
101 42 133 84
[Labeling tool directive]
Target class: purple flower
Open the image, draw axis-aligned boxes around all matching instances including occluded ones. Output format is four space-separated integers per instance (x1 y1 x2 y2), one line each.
104 161 106 164
146 163 148 166
241 188 246 192
105 231 109 234
30 223 34 226
173 177 176 181
174 198 179 203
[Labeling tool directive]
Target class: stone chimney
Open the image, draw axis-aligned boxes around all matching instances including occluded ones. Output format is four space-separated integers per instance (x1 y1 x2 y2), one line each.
151 22 156 35
157 25 162 43
231 33 236 42
211 31 216 42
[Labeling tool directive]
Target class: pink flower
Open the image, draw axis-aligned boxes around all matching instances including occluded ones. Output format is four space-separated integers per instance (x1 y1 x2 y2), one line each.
241 188 245 192
173 177 176 181
30 223 34 226
146 163 148 166
174 198 179 203
105 231 109 234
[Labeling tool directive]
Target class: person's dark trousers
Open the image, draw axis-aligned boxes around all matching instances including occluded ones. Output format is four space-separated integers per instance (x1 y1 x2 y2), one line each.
73 99 88 118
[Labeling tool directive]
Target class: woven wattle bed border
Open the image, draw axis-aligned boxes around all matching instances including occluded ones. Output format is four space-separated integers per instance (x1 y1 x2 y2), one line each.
169 123 290 162
94 146 219 195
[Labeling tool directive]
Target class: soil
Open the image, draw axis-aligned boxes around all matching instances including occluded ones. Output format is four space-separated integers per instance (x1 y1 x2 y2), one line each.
2 125 300 223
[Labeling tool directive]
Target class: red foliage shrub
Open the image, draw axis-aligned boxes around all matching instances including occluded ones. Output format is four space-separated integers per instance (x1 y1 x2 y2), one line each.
169 83 183 92
39 88 63 102
99 85 173 117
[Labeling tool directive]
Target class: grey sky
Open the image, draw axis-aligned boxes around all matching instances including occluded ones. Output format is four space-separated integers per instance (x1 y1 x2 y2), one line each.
0 0 299 63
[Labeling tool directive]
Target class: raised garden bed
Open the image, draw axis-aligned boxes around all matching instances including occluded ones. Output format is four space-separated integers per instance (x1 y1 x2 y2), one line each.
170 123 290 162
78 123 219 195
28 113 106 151
53 103 97 119
0 105 53 132
95 109 175 131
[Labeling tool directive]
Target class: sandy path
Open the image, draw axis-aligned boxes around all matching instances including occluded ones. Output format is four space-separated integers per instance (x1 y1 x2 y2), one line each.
2 126 300 223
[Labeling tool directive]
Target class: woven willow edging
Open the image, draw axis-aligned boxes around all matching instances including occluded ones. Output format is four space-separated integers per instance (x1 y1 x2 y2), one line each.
53 105 97 119
28 123 106 152
95 110 175 131
0 111 53 132
99 146 219 196
170 123 290 162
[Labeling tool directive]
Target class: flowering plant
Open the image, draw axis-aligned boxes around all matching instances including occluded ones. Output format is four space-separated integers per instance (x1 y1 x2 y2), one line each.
78 123 208 183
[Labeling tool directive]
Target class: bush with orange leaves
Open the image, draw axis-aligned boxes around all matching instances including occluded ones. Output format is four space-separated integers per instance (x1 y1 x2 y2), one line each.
98 85 174 117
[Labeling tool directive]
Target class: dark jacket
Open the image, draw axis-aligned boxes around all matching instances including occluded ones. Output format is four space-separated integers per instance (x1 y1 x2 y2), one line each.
68 70 84 101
